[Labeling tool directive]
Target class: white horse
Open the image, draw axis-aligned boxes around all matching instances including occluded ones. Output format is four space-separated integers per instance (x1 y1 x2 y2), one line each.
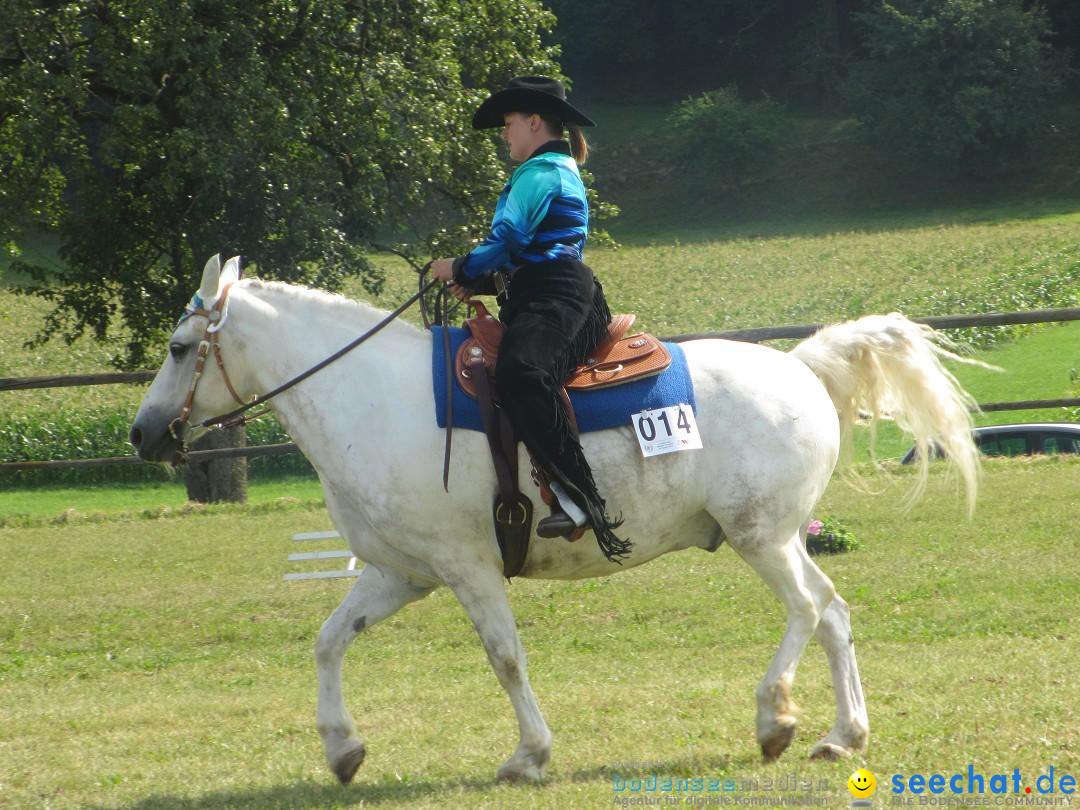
130 254 980 784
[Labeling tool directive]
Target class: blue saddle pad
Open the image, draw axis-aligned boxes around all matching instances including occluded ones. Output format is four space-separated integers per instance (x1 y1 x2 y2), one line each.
431 326 696 434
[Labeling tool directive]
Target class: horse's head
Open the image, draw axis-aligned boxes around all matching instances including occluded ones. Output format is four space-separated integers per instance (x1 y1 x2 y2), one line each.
129 253 247 464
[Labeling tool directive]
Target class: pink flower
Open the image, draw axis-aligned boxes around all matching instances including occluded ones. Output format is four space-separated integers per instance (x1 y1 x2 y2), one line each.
807 519 824 536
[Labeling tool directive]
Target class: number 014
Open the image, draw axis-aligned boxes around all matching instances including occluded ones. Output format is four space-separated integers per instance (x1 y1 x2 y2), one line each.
631 404 703 457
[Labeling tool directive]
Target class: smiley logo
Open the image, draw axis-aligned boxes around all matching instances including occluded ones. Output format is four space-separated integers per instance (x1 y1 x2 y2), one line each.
848 768 877 798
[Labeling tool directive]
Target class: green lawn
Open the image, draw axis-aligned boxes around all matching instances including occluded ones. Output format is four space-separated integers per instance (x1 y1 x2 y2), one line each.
0 475 324 524
954 320 1080 412
0 458 1076 809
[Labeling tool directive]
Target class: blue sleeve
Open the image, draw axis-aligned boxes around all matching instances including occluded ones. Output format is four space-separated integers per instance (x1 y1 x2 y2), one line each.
455 162 561 282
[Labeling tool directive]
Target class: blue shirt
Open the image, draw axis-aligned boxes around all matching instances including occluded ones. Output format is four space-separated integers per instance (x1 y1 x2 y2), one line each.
454 141 589 282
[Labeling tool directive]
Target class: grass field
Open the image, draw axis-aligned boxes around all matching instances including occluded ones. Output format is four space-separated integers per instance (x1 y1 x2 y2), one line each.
0 476 325 525
1 458 1077 809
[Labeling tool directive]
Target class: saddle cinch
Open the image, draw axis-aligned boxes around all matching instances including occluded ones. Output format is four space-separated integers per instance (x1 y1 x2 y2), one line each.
449 300 671 578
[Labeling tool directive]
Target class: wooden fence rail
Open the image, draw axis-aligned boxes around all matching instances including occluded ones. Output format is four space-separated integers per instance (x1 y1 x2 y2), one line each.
4 395 1080 472
664 306 1080 344
0 370 157 392
0 443 298 472
4 306 1080 393
2 306 1078 472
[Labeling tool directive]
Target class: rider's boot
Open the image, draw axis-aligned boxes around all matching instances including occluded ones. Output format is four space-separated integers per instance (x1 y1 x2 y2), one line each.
536 481 589 538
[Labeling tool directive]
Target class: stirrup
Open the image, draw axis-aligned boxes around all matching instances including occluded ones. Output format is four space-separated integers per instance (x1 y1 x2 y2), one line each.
536 508 581 539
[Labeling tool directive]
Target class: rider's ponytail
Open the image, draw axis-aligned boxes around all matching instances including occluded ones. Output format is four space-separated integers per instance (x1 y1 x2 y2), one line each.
567 122 588 165
540 115 588 165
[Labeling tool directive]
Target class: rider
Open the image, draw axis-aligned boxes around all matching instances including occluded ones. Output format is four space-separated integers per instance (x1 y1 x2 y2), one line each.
431 76 630 562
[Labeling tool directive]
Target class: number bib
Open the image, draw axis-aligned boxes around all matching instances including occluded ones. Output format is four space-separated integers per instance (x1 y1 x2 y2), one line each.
631 404 703 457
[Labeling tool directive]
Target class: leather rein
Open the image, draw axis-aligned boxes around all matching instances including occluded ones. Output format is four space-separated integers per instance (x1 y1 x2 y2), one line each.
169 269 439 444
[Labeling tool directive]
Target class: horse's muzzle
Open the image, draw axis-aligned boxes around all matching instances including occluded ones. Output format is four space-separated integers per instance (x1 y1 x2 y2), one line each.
129 419 186 465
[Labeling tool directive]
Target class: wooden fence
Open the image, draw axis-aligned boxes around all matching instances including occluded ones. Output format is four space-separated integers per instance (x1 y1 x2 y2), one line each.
3 306 1080 472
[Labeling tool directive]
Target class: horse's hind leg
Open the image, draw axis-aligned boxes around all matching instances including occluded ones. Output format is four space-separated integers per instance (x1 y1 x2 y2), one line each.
315 564 434 784
810 594 869 760
443 567 552 783
734 534 837 762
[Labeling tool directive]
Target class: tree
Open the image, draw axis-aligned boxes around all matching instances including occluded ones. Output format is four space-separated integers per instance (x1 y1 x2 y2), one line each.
544 0 876 104
1041 0 1080 69
546 0 796 99
0 0 561 369
1 0 566 503
845 0 1068 165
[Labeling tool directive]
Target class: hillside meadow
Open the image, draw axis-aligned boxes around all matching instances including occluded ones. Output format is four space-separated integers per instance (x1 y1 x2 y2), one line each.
3 204 1080 443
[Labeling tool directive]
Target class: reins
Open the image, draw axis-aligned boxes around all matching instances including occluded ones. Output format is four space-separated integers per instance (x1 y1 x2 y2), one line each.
191 270 439 433
427 281 473 491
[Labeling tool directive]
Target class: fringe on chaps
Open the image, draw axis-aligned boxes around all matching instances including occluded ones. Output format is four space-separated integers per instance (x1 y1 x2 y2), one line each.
494 258 631 562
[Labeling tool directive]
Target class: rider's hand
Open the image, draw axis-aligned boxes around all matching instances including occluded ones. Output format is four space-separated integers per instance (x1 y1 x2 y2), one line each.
430 258 455 283
431 259 472 300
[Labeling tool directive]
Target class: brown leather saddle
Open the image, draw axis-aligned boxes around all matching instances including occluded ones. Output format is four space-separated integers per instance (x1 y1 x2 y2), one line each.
447 300 671 578
455 303 671 399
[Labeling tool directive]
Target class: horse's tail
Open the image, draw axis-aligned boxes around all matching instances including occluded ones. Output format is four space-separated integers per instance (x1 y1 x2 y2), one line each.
789 312 990 512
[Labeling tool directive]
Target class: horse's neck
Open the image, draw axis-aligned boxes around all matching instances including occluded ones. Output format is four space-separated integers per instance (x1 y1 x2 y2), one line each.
229 281 429 435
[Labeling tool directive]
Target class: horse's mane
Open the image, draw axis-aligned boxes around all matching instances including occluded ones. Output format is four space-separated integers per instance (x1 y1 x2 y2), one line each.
239 277 418 331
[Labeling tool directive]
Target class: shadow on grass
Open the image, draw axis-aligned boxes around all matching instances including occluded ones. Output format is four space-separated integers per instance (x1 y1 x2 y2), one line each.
86 755 752 809
583 102 1080 247
85 775 503 809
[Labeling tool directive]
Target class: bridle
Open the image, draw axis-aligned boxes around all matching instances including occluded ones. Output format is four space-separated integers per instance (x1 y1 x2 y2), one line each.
168 281 258 444
167 268 440 449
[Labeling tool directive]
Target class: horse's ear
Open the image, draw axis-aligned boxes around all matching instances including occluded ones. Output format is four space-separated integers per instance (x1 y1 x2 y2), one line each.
221 255 241 287
199 254 222 302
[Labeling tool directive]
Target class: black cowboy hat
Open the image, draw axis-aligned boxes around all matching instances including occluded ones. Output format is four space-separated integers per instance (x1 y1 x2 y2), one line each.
472 76 595 130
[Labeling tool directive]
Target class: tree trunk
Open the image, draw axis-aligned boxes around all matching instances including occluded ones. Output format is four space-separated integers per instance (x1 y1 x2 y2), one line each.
184 425 248 503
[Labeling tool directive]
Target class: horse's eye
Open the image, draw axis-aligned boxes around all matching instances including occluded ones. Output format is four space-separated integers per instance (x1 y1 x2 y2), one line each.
169 343 186 361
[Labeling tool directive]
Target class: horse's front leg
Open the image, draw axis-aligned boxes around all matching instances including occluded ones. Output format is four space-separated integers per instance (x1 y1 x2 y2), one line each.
315 564 434 784
444 566 552 783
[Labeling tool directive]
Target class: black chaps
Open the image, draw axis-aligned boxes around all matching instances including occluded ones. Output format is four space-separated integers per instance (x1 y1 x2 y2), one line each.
495 258 630 561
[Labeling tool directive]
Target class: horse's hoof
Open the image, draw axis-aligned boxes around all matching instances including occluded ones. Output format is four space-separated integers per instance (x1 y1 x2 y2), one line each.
495 752 548 784
810 742 848 761
331 742 367 785
760 722 797 763
496 769 535 784
495 762 545 784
